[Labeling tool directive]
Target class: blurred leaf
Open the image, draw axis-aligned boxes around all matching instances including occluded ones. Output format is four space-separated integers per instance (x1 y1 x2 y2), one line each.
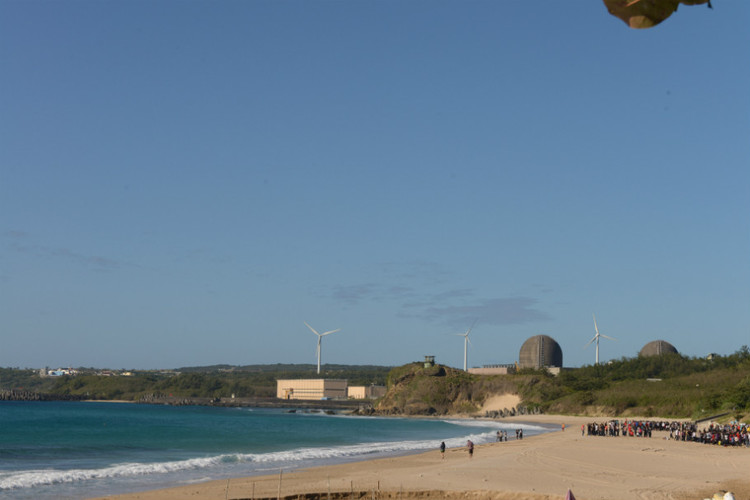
603 0 711 29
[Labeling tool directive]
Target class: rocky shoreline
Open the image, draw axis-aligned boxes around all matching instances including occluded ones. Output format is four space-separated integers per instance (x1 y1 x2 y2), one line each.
1 390 536 419
0 389 84 402
0 390 367 411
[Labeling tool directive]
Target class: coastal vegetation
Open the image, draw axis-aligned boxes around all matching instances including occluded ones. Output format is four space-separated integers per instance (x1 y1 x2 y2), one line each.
3 348 750 421
377 347 750 420
377 363 518 415
543 347 750 419
0 364 390 401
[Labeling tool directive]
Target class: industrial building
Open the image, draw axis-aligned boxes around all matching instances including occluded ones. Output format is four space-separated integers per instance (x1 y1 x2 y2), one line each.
276 379 348 400
276 379 386 400
468 364 517 375
639 340 678 357
518 334 563 370
347 385 387 400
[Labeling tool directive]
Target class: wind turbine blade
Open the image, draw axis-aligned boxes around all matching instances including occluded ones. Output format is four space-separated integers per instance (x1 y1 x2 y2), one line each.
593 314 600 336
584 336 597 348
304 322 320 336
320 328 341 336
601 334 617 341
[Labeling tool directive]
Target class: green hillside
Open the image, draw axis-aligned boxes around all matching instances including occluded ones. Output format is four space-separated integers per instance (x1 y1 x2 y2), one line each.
4 349 750 421
377 362 519 415
376 347 750 420
0 364 391 401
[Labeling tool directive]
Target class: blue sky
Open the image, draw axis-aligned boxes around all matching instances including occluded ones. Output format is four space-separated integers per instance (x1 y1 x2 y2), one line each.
2 1 748 370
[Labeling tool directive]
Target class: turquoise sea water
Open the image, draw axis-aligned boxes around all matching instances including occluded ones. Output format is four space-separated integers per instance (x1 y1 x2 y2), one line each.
0 401 555 499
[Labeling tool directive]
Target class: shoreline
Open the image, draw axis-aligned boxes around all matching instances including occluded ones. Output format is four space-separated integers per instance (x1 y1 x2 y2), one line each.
93 414 750 500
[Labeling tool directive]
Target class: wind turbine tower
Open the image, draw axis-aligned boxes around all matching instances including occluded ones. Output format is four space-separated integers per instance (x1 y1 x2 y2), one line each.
304 322 341 375
455 322 475 371
585 314 616 365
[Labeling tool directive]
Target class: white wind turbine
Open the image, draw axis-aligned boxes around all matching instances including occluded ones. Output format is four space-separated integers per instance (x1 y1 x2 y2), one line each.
455 321 476 371
585 314 616 365
304 322 341 375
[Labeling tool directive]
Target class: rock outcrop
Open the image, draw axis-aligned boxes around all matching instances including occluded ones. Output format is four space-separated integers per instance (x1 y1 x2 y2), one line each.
374 362 529 417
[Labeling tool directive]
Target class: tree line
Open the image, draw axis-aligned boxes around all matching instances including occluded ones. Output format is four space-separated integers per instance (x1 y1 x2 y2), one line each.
0 365 391 401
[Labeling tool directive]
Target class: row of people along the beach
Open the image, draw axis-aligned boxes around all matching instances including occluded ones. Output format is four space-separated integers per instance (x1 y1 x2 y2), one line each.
439 429 525 460
583 420 750 447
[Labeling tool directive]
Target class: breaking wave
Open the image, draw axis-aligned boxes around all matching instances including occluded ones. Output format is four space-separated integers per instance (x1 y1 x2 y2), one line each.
0 424 528 491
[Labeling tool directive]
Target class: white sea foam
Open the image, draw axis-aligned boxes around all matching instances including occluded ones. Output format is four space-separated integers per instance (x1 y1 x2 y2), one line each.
0 427 514 491
442 419 552 433
0 456 225 491
0 419 552 492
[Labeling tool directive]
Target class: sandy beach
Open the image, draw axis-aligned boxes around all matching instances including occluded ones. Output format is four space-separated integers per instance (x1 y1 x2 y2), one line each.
96 413 750 500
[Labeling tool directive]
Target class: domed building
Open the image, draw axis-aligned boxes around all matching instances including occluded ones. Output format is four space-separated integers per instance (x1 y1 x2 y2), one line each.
519 335 563 369
639 340 678 357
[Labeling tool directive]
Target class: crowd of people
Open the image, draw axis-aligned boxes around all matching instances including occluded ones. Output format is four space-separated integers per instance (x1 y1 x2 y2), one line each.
582 419 750 447
584 419 653 437
494 429 524 441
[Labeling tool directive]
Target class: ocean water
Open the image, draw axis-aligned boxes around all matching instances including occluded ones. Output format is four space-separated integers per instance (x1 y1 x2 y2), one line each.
0 401 555 499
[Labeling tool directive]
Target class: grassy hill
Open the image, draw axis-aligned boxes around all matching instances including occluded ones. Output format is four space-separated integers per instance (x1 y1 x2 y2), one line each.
538 349 750 419
375 347 750 420
376 362 520 415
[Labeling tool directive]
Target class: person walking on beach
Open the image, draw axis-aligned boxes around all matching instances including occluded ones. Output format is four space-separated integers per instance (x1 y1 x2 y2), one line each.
440 441 445 459
467 439 474 458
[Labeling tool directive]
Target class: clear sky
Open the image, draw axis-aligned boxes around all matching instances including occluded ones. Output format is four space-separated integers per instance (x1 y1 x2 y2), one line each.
2 1 748 371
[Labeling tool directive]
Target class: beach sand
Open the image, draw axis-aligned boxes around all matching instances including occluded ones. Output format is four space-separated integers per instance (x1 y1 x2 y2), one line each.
96 414 750 500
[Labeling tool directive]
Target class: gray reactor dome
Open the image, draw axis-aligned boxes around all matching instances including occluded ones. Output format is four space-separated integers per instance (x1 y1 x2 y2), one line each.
519 334 563 369
639 340 678 357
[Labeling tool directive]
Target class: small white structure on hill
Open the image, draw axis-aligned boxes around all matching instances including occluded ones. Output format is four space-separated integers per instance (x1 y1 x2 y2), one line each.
43 368 79 377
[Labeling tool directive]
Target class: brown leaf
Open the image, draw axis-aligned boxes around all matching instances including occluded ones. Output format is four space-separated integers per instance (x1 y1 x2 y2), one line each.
603 0 711 29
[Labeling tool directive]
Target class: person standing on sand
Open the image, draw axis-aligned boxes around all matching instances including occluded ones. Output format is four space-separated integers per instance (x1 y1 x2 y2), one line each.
440 441 445 459
467 439 474 458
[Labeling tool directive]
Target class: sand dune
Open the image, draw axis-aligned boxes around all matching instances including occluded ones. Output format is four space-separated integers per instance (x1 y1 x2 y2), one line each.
479 394 521 413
